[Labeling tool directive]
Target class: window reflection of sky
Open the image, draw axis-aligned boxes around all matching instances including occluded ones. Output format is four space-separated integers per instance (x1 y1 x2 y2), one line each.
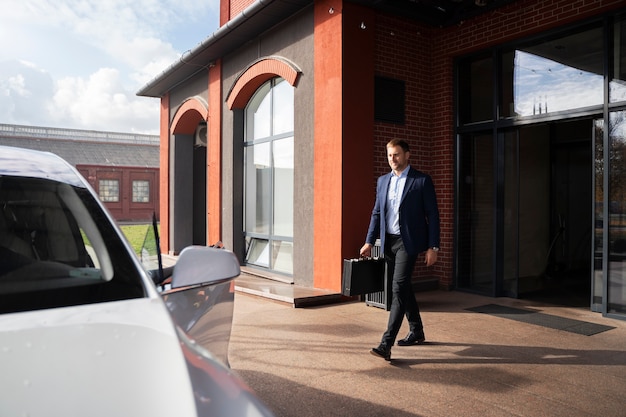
611 82 626 103
514 50 606 116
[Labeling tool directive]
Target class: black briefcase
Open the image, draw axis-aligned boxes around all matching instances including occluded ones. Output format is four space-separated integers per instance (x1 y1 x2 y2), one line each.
342 257 385 296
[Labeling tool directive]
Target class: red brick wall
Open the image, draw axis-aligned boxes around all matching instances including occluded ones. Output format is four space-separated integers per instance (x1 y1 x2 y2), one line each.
228 0 256 20
373 0 624 289
78 165 159 223
373 15 450 286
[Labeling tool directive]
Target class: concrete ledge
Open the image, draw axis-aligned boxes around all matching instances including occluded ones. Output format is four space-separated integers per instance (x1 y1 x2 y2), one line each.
235 273 342 308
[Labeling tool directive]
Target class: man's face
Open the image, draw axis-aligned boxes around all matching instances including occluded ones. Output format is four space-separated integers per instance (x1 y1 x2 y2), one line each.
387 145 409 172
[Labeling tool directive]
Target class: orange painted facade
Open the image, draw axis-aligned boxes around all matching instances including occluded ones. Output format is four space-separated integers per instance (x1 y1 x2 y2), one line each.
159 94 170 253
312 0 343 291
208 60 223 245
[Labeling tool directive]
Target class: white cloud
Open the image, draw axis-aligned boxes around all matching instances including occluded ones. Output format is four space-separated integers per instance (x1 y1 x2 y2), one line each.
50 68 159 134
0 60 55 126
6 74 29 97
0 0 219 134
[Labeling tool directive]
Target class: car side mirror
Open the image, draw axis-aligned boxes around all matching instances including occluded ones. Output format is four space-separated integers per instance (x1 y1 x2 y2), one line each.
140 213 240 288
171 245 240 289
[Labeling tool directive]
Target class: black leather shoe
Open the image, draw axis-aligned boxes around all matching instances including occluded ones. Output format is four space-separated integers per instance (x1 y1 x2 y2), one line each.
397 332 425 346
370 345 391 361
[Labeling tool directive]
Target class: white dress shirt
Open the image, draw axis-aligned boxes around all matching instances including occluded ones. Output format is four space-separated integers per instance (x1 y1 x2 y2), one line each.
386 165 409 235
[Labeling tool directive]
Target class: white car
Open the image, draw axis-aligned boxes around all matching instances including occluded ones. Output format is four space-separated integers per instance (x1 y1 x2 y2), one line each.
0 146 274 417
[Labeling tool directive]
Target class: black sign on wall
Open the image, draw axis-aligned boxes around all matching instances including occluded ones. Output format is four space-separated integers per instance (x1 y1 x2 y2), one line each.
374 76 405 125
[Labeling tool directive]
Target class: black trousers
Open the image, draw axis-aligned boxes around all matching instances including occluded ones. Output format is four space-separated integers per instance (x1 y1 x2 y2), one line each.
381 234 424 347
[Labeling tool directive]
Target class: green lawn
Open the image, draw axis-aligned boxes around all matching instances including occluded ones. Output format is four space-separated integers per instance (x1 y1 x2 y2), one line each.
119 223 152 255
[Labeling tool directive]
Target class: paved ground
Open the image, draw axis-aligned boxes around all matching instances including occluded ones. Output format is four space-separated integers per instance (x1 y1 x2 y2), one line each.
228 290 626 417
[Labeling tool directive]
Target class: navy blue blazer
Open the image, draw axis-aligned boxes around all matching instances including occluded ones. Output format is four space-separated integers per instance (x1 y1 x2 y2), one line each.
365 167 440 257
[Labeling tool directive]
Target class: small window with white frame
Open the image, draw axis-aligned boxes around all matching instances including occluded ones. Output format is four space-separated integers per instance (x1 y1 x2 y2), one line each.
99 179 119 202
132 180 150 203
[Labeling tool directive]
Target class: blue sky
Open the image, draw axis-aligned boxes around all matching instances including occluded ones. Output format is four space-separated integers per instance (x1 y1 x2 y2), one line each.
513 51 604 117
0 0 220 134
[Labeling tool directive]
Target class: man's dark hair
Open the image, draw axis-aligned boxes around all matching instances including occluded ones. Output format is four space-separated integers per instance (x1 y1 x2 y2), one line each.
387 139 410 152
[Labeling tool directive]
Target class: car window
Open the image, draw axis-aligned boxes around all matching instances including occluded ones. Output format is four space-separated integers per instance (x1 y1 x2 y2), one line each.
0 176 146 313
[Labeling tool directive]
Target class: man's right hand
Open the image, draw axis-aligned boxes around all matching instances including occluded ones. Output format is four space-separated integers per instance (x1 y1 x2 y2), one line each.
359 243 373 258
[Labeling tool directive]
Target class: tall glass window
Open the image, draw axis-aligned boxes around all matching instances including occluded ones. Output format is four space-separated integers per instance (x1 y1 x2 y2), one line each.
501 25 604 118
244 78 294 275
458 55 493 124
502 130 519 298
608 111 626 315
593 119 605 310
457 133 494 293
610 14 626 103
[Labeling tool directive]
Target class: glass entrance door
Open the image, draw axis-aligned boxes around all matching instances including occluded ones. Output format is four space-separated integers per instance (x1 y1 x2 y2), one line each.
457 120 594 304
502 126 553 298
457 132 495 295
599 112 626 317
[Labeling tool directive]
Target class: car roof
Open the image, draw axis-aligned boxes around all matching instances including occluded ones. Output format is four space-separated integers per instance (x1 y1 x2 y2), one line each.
0 145 86 187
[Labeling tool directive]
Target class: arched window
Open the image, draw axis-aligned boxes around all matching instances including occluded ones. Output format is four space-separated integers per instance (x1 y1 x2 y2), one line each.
244 78 294 274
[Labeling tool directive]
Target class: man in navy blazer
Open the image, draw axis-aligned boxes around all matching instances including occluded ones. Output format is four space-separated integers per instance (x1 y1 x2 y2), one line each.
360 139 440 361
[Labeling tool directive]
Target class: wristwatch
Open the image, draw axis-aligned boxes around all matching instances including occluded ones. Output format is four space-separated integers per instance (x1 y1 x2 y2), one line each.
430 247 440 252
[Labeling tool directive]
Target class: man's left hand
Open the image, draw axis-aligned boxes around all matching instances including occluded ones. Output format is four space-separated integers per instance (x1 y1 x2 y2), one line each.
424 249 438 267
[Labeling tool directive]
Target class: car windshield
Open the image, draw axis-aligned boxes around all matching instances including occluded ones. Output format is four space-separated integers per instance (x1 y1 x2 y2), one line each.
0 175 146 313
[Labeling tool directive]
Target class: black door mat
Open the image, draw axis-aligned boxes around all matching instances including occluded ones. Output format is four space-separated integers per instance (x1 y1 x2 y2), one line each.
466 304 616 336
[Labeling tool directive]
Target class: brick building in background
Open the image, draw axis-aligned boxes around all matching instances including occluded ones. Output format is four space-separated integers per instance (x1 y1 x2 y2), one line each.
0 124 159 222
138 0 626 320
